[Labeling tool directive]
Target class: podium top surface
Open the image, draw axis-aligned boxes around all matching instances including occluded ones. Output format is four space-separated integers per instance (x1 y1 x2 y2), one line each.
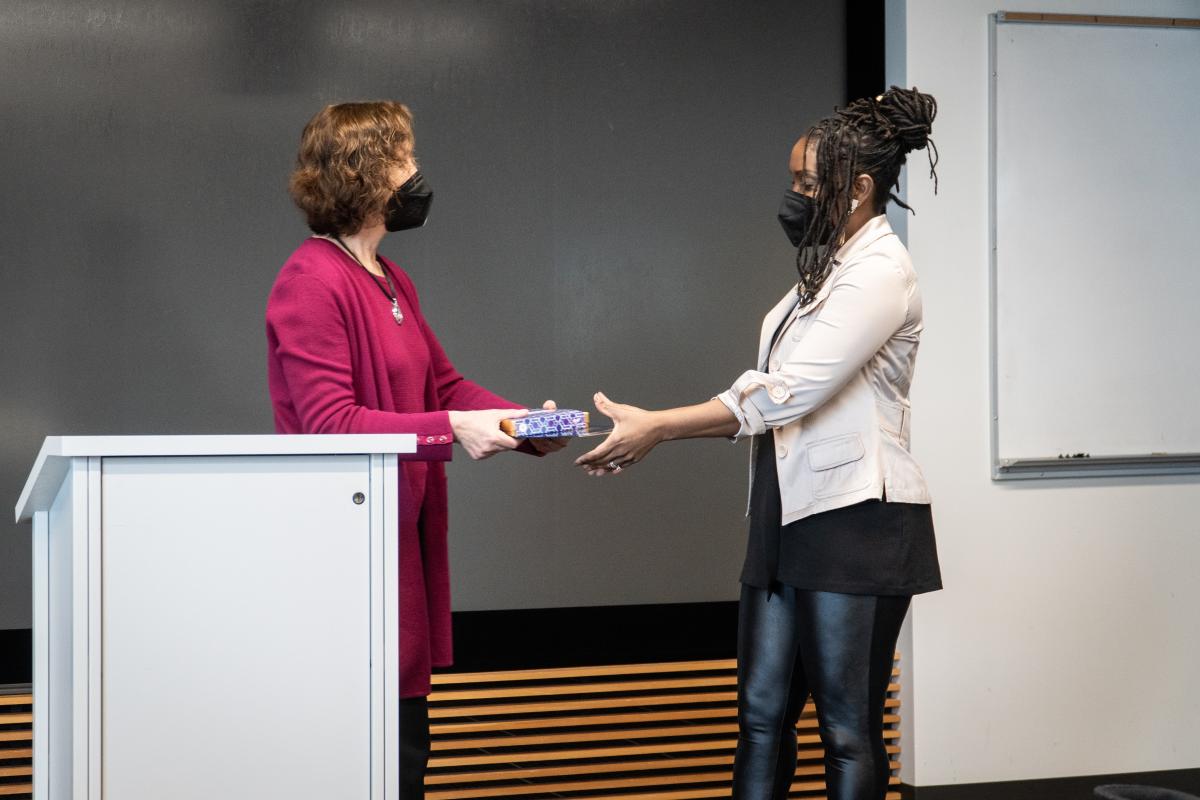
15 434 419 523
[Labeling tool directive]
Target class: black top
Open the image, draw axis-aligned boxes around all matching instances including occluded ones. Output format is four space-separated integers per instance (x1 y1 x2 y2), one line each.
740 431 943 596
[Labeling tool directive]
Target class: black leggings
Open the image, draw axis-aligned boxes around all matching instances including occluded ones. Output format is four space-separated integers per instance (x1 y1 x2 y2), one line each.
732 584 911 800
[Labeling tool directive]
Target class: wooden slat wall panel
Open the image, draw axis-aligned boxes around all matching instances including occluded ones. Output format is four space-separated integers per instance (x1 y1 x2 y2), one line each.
0 692 32 800
5 659 902 800
429 657 902 800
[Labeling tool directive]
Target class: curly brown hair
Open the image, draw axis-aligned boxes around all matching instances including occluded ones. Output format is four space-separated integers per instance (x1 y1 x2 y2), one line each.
289 101 415 236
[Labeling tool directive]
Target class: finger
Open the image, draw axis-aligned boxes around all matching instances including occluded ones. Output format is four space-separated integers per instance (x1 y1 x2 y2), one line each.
498 408 529 420
575 439 618 467
575 431 623 465
592 391 622 421
577 451 615 468
542 399 558 411
482 431 520 450
581 449 629 473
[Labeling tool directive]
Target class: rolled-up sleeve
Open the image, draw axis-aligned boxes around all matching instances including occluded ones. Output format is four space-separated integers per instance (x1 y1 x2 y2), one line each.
716 255 908 440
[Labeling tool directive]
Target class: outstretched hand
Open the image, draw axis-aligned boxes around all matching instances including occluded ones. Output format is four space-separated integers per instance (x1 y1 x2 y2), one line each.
575 392 662 476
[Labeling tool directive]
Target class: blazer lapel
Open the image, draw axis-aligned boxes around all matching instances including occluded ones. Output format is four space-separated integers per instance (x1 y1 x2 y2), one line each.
756 216 898 369
788 216 898 323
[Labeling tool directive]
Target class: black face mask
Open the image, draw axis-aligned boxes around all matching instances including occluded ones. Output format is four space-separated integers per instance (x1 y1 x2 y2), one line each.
777 190 814 248
384 172 433 232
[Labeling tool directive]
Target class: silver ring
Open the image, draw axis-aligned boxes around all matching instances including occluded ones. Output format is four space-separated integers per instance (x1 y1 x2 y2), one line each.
607 461 622 472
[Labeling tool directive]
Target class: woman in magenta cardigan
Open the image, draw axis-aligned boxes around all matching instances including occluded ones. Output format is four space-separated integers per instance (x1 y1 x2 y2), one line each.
266 101 563 797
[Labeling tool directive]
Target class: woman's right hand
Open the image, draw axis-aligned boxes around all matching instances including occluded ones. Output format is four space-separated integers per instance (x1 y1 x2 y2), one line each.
574 393 663 476
448 409 527 460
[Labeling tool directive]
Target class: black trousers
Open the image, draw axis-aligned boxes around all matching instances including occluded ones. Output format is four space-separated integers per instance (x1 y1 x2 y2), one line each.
400 696 431 799
732 584 911 800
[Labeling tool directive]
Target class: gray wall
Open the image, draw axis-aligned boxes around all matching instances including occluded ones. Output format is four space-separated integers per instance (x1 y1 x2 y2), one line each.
0 1 845 627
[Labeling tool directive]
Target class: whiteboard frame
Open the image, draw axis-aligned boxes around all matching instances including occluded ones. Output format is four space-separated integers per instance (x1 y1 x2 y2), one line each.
987 12 1200 481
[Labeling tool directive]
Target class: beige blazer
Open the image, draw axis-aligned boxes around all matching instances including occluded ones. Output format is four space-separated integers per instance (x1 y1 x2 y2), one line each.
715 214 932 524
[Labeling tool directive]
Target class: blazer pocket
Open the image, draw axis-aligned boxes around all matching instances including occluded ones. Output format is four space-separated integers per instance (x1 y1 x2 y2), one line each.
808 433 869 499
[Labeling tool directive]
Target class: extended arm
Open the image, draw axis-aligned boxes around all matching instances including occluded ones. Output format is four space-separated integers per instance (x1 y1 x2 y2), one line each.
574 395 739 473
268 274 528 460
575 255 907 474
410 287 564 457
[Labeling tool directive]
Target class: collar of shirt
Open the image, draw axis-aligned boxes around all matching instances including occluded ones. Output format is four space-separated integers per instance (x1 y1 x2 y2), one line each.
834 213 895 265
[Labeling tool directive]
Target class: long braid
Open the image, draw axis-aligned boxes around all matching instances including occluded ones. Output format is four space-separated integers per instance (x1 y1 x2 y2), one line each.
795 118 858 305
792 86 938 304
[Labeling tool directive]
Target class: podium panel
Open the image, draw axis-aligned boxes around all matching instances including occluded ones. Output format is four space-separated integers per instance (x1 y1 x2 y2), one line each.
16 435 417 800
102 455 371 799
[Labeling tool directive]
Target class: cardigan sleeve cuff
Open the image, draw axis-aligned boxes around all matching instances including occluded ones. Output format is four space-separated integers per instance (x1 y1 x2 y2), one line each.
397 411 455 461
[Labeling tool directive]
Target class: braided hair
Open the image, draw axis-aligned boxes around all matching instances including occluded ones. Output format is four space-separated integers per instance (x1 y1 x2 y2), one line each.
793 86 938 305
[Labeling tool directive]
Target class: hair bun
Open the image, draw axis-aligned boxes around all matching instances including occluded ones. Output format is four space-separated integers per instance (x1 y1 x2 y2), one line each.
874 86 936 154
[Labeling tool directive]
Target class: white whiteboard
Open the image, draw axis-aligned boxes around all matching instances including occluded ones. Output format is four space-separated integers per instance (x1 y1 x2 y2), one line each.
989 14 1200 478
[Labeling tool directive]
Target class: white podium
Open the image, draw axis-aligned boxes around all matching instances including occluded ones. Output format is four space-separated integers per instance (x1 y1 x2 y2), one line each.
15 435 419 800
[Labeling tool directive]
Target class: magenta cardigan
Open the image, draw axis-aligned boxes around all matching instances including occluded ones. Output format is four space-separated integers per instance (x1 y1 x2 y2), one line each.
266 237 530 697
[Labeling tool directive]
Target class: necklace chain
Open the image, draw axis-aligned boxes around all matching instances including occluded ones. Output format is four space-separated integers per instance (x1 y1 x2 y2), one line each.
332 236 404 325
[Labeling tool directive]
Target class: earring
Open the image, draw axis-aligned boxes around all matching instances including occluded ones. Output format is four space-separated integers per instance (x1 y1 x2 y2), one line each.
850 198 860 215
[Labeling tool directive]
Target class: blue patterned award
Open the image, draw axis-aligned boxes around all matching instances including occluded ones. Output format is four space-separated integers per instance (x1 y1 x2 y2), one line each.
501 409 593 438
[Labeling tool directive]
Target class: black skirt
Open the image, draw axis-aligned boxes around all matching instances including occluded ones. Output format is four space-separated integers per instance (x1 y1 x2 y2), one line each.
740 431 943 596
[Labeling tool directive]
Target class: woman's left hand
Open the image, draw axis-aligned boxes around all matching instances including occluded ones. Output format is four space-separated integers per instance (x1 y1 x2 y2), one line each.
575 392 662 476
528 399 569 454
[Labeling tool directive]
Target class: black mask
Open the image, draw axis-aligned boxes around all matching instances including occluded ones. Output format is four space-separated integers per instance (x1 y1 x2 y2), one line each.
384 172 433 232
777 190 814 248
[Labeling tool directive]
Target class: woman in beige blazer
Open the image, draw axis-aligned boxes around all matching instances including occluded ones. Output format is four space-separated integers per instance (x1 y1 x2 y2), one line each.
577 87 942 800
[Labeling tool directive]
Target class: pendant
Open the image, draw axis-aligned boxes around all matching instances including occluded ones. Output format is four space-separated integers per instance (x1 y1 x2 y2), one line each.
392 300 404 325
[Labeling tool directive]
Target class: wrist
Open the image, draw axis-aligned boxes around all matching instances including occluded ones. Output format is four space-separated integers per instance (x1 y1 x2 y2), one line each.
648 410 673 443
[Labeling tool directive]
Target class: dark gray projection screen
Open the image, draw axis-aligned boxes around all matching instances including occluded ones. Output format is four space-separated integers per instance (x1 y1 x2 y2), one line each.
0 1 845 626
